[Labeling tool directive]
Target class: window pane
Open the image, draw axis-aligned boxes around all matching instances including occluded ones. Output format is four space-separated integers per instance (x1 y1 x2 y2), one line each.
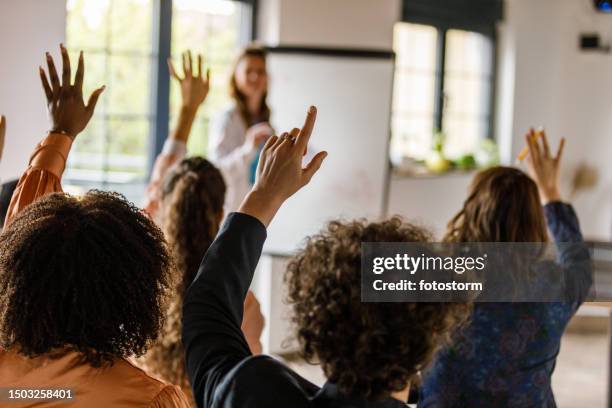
108 55 152 115
394 23 438 71
110 0 153 53
66 0 154 192
442 116 488 158
391 23 437 161
443 29 493 159
171 0 246 156
391 115 434 160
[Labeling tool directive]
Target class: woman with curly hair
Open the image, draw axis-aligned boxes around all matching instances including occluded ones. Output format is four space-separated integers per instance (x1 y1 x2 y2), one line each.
0 46 190 407
181 106 470 408
419 132 592 407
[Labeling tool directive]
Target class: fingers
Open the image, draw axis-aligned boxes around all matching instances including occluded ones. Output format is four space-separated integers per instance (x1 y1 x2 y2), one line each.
526 129 541 166
295 106 317 150
197 54 202 79
183 51 192 78
74 51 84 95
205 67 211 84
60 44 71 87
262 135 279 153
46 52 60 95
555 137 566 162
302 151 328 184
168 58 180 81
540 130 551 157
39 67 53 102
290 128 300 138
271 132 288 152
86 86 106 115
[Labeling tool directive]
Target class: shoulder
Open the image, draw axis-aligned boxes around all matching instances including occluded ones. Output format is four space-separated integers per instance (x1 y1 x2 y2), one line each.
214 355 318 407
212 103 242 127
112 359 190 406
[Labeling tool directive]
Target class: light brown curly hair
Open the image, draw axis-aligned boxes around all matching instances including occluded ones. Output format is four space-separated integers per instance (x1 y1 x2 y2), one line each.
141 157 225 395
285 217 471 400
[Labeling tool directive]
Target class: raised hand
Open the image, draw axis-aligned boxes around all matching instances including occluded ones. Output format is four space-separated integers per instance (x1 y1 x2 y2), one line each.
39 44 105 139
244 122 273 151
238 106 327 226
168 50 210 111
0 115 5 163
525 129 565 204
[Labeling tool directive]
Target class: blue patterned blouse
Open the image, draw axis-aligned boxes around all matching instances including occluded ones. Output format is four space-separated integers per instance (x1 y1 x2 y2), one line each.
419 202 592 408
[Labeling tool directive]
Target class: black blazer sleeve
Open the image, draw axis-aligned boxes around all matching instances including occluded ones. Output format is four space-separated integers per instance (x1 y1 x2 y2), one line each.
182 212 267 408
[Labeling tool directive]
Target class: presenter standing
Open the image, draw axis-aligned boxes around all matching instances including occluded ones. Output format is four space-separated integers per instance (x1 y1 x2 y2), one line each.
208 46 273 213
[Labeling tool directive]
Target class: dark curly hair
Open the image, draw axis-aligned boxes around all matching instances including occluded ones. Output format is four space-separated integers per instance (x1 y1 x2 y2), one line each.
0 191 172 367
285 217 471 400
142 157 226 391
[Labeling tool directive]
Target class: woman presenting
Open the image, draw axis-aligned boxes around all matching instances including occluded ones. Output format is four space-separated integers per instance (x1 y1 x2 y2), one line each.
208 46 273 213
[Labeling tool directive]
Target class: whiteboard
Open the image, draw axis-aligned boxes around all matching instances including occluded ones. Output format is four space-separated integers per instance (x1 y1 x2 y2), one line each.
264 52 394 254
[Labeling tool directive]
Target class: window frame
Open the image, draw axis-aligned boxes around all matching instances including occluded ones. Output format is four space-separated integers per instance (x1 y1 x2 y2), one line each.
432 24 497 142
149 0 257 174
392 18 498 162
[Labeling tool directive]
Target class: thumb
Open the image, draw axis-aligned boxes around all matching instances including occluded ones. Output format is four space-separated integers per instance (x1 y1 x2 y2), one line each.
302 151 328 184
86 85 106 115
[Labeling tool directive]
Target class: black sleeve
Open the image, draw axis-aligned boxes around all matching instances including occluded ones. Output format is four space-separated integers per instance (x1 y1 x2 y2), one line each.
182 212 267 408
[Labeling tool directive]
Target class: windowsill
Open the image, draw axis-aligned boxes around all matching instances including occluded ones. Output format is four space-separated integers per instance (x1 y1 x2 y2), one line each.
391 166 478 180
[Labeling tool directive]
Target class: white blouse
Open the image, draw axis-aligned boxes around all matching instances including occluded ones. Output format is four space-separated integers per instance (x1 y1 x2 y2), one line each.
208 104 259 214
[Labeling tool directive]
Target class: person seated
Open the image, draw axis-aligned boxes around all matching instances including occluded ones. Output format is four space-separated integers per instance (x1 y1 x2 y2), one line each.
181 106 471 408
138 51 264 405
419 132 592 407
0 45 190 407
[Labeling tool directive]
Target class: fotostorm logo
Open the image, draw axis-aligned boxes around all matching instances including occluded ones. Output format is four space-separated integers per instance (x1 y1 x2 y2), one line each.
371 253 488 275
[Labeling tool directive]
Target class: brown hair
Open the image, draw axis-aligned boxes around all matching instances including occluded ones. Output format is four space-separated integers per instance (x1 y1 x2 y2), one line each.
0 191 172 367
445 166 548 243
230 46 271 126
285 217 471 400
142 157 225 392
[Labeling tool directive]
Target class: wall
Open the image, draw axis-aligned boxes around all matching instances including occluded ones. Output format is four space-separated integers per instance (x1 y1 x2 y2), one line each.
258 0 401 49
389 0 612 241
0 0 66 181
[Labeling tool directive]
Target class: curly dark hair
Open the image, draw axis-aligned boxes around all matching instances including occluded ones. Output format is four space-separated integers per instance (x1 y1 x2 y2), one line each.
0 191 173 367
285 217 471 400
142 157 226 391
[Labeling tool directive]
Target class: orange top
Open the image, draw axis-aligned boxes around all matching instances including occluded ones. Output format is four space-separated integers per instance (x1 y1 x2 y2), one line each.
1 134 191 407
0 348 191 408
3 133 72 227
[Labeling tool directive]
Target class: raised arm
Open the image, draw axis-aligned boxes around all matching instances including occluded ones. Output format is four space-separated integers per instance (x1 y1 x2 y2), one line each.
4 45 103 227
144 51 210 217
525 130 591 301
182 106 327 408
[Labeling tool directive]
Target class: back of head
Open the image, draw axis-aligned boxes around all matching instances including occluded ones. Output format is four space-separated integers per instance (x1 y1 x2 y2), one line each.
445 166 548 243
160 157 226 294
285 217 470 400
149 157 225 389
0 191 172 366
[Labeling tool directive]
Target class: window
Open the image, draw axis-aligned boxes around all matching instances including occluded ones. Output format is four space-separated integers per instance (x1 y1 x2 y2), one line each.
65 0 251 200
390 22 495 165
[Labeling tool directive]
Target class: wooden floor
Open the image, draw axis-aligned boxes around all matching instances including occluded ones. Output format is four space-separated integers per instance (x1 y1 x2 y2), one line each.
286 331 609 407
